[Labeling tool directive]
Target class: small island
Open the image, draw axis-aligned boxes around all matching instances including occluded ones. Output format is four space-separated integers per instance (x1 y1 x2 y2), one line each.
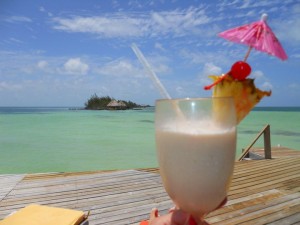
84 94 150 110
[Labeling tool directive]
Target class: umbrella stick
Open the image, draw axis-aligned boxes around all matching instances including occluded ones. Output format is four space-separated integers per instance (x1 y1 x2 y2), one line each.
244 46 253 62
204 74 228 90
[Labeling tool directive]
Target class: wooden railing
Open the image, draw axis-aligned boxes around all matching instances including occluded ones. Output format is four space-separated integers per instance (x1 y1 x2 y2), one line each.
238 124 272 161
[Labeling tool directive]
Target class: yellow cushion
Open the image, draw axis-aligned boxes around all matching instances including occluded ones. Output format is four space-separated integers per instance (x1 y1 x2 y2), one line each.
0 204 86 225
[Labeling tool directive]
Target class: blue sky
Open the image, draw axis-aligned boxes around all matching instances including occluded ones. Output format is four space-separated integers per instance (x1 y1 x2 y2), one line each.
0 0 299 107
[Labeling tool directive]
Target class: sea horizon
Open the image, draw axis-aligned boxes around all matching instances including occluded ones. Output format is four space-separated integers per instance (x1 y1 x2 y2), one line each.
1 105 300 109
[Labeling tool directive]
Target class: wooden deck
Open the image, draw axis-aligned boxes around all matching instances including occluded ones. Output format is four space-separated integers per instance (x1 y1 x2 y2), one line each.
251 146 300 159
1 148 300 224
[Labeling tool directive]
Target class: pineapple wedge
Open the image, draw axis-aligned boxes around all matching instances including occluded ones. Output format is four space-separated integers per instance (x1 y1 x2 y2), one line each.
209 75 271 124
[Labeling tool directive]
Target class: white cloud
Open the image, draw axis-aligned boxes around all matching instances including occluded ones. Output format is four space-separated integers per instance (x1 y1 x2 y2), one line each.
96 59 141 77
39 6 45 12
275 15 300 45
261 81 273 90
53 16 144 37
217 0 282 11
291 53 300 58
150 7 210 37
252 70 273 90
63 58 89 75
4 16 32 23
154 42 165 51
39 6 53 17
0 82 22 91
197 62 222 86
180 49 232 66
37 60 48 69
52 6 212 38
202 62 222 76
288 83 300 90
9 38 23 44
252 70 264 79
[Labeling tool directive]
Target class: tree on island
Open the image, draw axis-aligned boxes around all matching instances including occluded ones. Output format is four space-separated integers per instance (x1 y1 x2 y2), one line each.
84 94 147 110
84 94 112 110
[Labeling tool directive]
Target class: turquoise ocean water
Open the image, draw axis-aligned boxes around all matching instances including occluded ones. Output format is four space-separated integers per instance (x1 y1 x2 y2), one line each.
0 107 299 174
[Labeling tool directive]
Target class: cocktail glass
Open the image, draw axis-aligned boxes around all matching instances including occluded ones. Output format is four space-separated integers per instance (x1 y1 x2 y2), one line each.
155 97 236 224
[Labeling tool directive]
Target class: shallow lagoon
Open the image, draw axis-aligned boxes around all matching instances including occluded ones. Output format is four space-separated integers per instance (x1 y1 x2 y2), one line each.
0 107 299 173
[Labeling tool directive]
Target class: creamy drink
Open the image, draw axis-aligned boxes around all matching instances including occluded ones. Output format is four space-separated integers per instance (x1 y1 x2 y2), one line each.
155 98 237 222
156 127 236 216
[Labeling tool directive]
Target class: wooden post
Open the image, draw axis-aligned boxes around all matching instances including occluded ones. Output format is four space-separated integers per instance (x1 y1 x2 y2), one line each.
238 124 272 161
264 124 272 159
241 148 249 158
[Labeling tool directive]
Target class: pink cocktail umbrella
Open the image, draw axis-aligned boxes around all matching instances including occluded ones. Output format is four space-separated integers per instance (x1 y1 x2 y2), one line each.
218 13 288 61
204 14 288 90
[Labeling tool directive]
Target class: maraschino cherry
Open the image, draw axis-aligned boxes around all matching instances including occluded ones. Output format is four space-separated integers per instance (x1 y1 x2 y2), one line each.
230 61 251 80
204 61 252 90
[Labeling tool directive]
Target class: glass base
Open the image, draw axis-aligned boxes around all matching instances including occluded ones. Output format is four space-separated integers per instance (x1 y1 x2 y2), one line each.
187 215 209 225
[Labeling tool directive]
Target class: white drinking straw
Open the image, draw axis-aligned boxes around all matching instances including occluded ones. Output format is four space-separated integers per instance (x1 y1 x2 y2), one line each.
131 43 185 119
131 43 171 99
